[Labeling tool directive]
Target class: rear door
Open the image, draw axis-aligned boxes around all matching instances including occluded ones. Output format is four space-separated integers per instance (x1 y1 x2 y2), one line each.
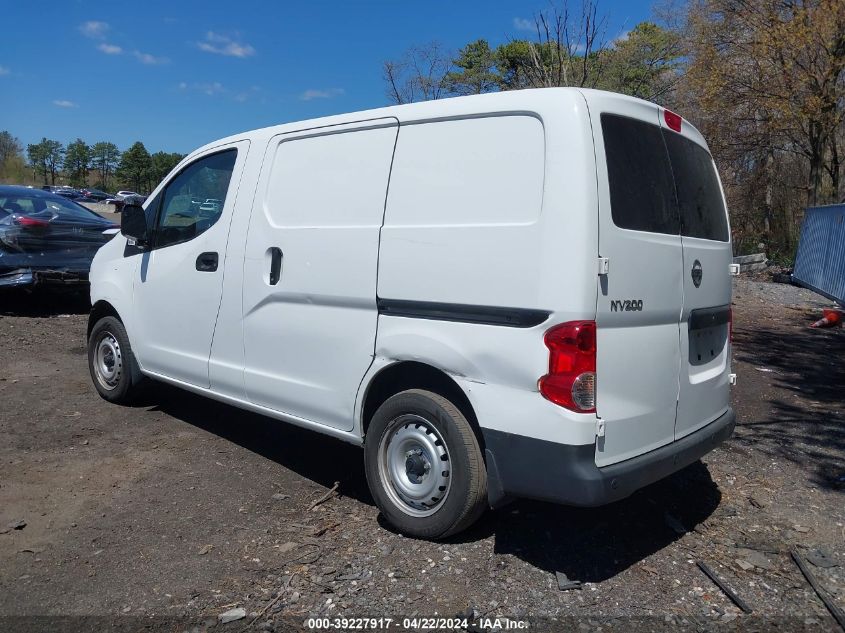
660 120 732 440
589 96 684 467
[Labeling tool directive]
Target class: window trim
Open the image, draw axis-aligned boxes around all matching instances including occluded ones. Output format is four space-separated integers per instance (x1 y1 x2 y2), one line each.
147 148 238 251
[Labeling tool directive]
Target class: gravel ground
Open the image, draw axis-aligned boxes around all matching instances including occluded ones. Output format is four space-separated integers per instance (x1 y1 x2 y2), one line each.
733 277 835 310
0 278 843 632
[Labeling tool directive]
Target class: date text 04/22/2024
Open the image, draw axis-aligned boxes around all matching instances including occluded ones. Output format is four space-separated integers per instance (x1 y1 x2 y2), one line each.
306 617 530 629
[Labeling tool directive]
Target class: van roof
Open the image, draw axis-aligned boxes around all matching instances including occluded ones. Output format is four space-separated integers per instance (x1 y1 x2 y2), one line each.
186 87 706 161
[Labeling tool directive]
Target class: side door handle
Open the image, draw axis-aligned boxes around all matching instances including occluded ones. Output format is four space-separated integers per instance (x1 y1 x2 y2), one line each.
268 247 283 285
195 252 219 272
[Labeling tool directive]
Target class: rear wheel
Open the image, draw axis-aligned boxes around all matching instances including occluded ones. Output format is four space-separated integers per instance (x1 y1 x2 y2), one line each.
88 316 146 403
364 389 487 539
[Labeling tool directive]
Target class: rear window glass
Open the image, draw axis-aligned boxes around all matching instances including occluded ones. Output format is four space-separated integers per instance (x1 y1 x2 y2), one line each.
0 194 105 223
663 132 729 241
601 113 729 242
601 114 679 235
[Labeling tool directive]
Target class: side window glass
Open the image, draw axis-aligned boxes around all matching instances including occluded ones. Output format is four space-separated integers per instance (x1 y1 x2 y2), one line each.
154 149 237 249
144 193 161 226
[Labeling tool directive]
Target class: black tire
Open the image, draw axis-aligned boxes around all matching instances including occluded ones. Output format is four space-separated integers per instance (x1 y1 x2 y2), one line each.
87 316 146 403
364 389 487 539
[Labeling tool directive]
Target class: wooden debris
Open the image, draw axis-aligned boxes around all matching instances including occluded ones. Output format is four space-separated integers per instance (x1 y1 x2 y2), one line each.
791 549 845 631
697 561 753 614
308 481 340 511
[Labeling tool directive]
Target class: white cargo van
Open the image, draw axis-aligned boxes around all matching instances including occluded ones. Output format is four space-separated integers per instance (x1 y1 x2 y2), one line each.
87 88 735 539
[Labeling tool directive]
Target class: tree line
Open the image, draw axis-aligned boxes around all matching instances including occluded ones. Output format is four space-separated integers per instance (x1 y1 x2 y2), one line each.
0 131 184 195
382 0 845 259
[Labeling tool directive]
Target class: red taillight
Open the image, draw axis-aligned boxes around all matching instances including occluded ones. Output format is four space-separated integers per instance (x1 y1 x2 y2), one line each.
13 215 50 229
539 320 597 413
664 109 682 133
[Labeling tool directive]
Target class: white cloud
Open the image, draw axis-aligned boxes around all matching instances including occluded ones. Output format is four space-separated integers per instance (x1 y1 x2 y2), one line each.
197 31 256 58
0 65 9 76
97 43 122 55
53 100 78 108
300 88 344 101
179 81 226 96
134 50 169 65
79 21 109 39
612 30 630 46
513 17 535 31
234 86 260 102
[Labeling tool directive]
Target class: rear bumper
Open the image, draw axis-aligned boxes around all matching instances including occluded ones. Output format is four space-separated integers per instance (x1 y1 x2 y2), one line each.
482 407 735 508
0 267 89 288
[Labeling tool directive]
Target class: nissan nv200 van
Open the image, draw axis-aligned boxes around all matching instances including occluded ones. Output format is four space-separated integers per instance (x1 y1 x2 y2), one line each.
87 88 736 539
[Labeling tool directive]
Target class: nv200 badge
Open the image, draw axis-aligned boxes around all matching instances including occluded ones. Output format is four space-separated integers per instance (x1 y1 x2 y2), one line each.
610 299 644 312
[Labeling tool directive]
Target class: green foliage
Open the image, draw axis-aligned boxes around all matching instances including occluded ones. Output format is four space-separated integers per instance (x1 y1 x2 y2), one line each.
385 21 684 103
494 41 536 90
487 23 681 98
27 138 63 185
26 143 48 184
64 138 91 187
9 132 180 192
383 21 682 103
90 141 121 191
117 141 152 193
0 131 27 184
150 151 185 188
598 23 682 103
0 131 22 165
443 40 499 95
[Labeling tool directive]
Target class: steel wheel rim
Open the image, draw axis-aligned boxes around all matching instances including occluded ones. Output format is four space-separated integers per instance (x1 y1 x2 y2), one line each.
377 413 451 517
93 331 122 391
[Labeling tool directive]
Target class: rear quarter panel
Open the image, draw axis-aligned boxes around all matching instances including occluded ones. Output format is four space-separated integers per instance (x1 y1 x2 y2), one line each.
370 90 599 444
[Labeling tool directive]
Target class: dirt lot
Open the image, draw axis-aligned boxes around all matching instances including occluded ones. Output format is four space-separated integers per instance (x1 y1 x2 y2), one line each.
0 280 843 632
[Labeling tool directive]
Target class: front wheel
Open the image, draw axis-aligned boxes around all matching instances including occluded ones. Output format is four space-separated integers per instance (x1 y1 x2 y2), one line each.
88 316 146 404
364 389 487 539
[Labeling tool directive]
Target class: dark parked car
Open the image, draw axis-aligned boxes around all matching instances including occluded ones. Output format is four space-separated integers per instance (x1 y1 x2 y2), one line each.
51 186 80 198
0 185 119 288
81 188 113 202
41 185 72 195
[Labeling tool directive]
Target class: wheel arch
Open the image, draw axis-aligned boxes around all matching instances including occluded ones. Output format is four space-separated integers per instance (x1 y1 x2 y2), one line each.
87 300 123 340
360 361 482 449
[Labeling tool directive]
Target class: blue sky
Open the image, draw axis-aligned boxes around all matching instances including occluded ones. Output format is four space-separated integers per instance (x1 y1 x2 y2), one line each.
1 1 653 155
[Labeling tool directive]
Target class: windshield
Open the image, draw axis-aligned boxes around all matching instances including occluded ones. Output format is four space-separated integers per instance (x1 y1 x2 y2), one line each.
0 193 109 223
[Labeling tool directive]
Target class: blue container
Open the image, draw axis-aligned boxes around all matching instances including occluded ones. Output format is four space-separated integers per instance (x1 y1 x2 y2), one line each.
793 204 845 305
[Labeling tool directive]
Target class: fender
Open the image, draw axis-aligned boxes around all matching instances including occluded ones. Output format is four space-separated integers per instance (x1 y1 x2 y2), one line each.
88 236 139 357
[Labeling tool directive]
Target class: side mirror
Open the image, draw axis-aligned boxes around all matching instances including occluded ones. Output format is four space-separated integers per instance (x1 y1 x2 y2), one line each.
120 204 150 248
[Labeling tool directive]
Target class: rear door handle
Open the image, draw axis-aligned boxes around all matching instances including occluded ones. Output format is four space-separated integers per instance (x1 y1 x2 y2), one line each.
269 247 283 285
196 252 219 272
